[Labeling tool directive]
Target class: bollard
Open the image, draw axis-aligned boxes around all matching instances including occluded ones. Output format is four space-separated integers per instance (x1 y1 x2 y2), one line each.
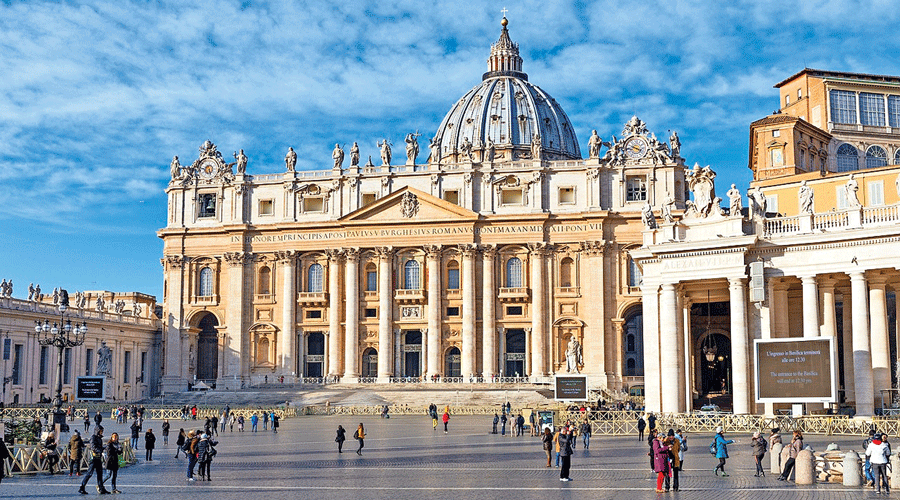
795 449 815 485
891 454 900 488
843 451 862 487
771 442 783 475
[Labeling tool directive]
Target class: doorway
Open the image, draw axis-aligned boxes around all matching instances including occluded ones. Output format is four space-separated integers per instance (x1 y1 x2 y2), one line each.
196 314 219 380
504 329 526 377
403 330 422 377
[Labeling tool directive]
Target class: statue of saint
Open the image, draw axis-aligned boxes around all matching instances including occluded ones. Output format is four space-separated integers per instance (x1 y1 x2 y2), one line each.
405 132 420 164
749 187 767 218
170 156 182 179
565 337 582 373
332 143 344 170
669 131 681 158
52 287 59 305
588 130 602 159
285 147 297 172
660 192 676 224
28 283 35 301
233 150 248 174
6 280 11 298
846 174 861 208
485 138 495 163
377 139 392 166
531 133 542 160
429 137 441 164
96 341 112 377
460 137 473 161
641 201 657 229
798 180 814 214
727 184 742 216
350 142 360 167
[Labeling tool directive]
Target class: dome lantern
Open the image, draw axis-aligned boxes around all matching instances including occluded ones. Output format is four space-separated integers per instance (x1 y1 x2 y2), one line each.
482 17 527 81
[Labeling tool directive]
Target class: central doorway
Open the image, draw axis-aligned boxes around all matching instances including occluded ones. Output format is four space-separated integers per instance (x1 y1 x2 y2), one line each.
504 328 526 377
196 314 219 380
403 330 422 377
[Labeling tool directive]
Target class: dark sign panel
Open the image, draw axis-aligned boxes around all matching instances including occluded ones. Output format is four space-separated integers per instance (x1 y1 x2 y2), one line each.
554 376 588 401
755 338 836 403
76 376 106 401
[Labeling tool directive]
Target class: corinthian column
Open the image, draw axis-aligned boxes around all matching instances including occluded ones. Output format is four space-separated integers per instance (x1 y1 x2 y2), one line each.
276 251 297 375
850 272 874 416
376 247 393 382
161 255 188 393
800 275 819 338
528 243 548 380
658 283 679 413
223 252 250 382
344 248 360 380
460 244 478 379
481 245 498 378
729 277 749 414
425 245 442 380
326 249 343 378
869 273 890 400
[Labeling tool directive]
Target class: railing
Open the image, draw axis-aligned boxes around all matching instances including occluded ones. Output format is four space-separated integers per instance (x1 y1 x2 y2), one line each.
0 297 158 327
813 211 849 230
394 289 425 302
763 215 802 237
297 291 328 304
357 377 377 384
555 286 580 296
0 406 297 422
249 173 284 182
2 442 136 476
864 204 900 224
497 287 529 302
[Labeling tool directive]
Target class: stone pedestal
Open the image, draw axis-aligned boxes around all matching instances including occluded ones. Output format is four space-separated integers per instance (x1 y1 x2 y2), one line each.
890 454 900 488
795 449 815 485
843 451 862 486
770 442 783 475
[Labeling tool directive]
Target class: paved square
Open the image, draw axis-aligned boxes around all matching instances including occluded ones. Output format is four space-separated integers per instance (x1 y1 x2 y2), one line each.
0 414 881 499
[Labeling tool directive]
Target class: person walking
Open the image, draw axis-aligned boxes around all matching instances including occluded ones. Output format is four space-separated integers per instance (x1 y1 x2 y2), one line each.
652 432 671 492
713 427 735 476
335 425 346 453
78 426 110 495
68 430 85 476
0 438 10 484
530 412 538 437
777 430 804 481
93 411 103 429
558 426 574 481
675 429 688 469
442 410 450 434
541 427 553 467
237 415 245 432
272 413 279 433
129 419 140 451
105 432 123 494
750 431 768 477
647 413 657 434
229 413 235 432
354 423 366 455
580 420 592 450
647 428 658 470
637 415 646 441
554 426 562 467
863 429 876 487
667 429 682 491
175 429 186 458
161 420 170 446
262 412 269 431
866 432 891 494
430 405 438 431
515 414 524 437
83 415 91 433
144 428 156 461
492 413 499 434
250 413 259 432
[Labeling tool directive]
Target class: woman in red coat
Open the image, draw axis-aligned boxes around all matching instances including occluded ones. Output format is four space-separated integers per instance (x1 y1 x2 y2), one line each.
442 411 450 434
652 433 671 492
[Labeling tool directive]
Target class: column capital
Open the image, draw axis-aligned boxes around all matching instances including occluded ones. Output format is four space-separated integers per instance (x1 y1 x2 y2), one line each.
728 276 747 287
866 270 891 287
527 242 550 256
374 246 393 260
423 244 442 259
162 254 189 270
660 282 677 293
458 243 478 258
274 250 297 264
343 248 360 262
579 240 607 256
223 251 251 267
481 244 498 259
325 248 344 263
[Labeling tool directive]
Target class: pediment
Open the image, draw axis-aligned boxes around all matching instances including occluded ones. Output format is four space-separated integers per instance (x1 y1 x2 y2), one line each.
341 186 478 223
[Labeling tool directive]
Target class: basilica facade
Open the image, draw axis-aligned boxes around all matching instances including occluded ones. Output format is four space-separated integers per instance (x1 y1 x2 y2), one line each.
158 19 687 394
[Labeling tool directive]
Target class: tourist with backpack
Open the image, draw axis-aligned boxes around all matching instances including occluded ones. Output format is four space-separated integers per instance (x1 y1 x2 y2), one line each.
354 423 366 455
750 431 768 476
866 432 891 494
712 426 735 476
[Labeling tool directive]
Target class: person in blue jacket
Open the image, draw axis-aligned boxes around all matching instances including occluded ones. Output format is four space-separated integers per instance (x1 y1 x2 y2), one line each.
714 426 736 476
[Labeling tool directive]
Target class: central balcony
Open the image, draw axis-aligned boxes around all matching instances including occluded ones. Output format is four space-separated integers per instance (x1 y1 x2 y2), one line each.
394 288 426 304
498 287 530 303
297 292 328 306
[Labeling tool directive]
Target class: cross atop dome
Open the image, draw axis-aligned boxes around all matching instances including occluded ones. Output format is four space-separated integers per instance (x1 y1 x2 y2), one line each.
483 14 526 81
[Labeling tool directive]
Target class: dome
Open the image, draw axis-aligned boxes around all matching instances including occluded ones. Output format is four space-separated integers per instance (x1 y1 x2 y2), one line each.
432 19 581 163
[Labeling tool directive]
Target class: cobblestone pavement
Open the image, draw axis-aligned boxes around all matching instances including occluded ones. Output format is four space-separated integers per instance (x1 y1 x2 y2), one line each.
0 415 886 499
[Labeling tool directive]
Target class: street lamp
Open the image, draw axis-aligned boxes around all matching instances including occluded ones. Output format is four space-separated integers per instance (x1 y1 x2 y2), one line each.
35 293 87 428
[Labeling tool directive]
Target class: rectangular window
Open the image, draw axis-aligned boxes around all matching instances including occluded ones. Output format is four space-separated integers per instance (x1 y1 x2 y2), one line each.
506 306 523 316
140 352 147 384
39 346 48 385
868 180 885 206
198 193 217 218
859 92 886 126
85 349 93 376
889 96 900 128
443 190 460 205
306 309 323 319
765 194 779 215
63 347 72 385
12 345 22 385
558 187 575 204
447 268 460 290
366 271 378 292
798 88 802 99
364 308 377 318
628 258 642 287
446 307 460 316
626 176 647 201
770 148 783 167
784 94 790 106
258 199 274 216
303 197 325 213
124 351 131 384
772 130 780 137
362 193 377 206
2 338 9 360
501 189 524 205
829 90 857 124
837 185 848 209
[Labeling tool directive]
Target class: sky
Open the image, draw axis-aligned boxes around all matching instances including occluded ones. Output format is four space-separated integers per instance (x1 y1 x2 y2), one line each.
2 0 899 302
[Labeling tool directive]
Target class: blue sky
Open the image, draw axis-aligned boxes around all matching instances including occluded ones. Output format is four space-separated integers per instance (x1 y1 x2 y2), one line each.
2 0 899 302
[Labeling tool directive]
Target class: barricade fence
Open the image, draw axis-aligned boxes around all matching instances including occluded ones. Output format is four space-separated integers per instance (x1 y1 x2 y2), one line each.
2 441 136 477
0 406 297 422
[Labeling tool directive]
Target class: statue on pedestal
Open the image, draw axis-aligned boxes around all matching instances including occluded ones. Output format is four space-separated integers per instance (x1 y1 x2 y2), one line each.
233 150 248 174
377 139 392 166
285 147 297 172
405 132 420 164
565 337 582 373
846 174 861 208
588 130 602 159
798 180 814 214
332 144 344 170
727 184 742 217
96 341 112 377
350 142 360 167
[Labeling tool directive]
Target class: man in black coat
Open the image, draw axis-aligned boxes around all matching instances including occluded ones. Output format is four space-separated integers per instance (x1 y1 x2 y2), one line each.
79 426 110 495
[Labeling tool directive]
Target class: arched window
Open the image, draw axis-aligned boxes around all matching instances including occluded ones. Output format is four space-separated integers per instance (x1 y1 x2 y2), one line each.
446 260 460 290
404 260 420 289
622 308 643 377
307 263 323 292
895 149 900 166
258 266 271 295
257 337 270 364
506 257 522 287
198 267 213 297
866 145 888 169
559 257 574 287
836 143 859 172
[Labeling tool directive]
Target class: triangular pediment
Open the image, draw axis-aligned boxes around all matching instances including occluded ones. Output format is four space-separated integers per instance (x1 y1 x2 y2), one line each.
341 186 478 223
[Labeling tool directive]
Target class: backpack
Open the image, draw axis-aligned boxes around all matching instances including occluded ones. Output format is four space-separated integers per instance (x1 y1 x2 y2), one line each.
353 430 359 439
182 440 192 453
760 438 768 453
709 440 717 455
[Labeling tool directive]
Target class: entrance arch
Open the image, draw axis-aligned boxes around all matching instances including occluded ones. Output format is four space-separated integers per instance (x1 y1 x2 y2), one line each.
622 307 644 377
445 347 461 377
403 330 422 377
305 332 325 377
696 331 731 398
196 313 219 380
504 329 526 377
362 347 378 378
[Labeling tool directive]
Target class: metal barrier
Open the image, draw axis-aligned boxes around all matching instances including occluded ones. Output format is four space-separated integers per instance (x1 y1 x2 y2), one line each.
1 406 297 423
3 441 136 476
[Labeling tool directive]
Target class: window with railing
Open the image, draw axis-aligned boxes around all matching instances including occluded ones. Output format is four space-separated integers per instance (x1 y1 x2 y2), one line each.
506 257 523 288
836 143 859 172
307 263 324 292
366 264 377 292
859 92 886 126
829 90 857 124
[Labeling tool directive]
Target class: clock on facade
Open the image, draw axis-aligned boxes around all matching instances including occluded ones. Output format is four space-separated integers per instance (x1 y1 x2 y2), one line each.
198 159 219 180
624 137 649 159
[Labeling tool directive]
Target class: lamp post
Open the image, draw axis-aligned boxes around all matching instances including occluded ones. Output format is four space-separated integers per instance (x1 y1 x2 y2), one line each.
35 294 87 428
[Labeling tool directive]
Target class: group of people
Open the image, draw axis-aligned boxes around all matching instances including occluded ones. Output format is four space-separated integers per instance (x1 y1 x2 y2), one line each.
334 423 366 455
540 419 590 482
76 426 123 495
173 428 218 481
428 403 451 433
650 428 687 492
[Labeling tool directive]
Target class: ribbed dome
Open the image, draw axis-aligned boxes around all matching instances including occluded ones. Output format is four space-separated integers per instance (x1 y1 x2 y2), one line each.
432 19 581 163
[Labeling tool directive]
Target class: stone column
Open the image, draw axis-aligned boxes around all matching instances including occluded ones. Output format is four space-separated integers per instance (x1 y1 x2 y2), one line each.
659 283 679 413
841 290 855 402
425 245 442 379
801 275 819 338
277 251 297 374
481 245 497 378
528 243 548 380
641 282 660 412
729 277 750 415
851 272 874 416
580 241 607 384
460 244 477 379
161 255 188 392
681 297 693 413
819 278 837 339
869 274 891 401
343 248 360 380
675 289 686 413
376 247 393 382
773 280 790 337
224 252 249 383
326 249 343 377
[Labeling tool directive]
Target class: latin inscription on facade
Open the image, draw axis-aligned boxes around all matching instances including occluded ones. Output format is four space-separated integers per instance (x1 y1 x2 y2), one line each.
233 223 603 243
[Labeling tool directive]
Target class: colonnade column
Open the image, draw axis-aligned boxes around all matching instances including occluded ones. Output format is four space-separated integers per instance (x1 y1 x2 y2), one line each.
343 249 360 380
800 275 819 338
528 243 548 380
850 272 874 416
481 245 497 378
841 290 855 402
681 297 693 413
461 244 477 379
869 274 891 401
641 282 660 412
659 283 679 413
773 280 790 337
819 278 837 339
277 251 296 376
161 255 187 392
326 249 343 378
425 245 442 379
729 277 750 415
376 247 393 382
580 241 607 385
